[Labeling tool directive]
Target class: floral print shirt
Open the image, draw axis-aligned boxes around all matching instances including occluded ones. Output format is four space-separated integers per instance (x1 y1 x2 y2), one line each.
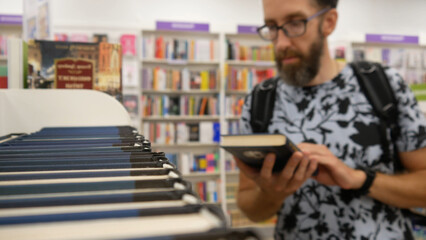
240 65 426 240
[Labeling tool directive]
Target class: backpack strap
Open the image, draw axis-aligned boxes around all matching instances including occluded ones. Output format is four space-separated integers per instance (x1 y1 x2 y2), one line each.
249 77 280 133
350 61 402 171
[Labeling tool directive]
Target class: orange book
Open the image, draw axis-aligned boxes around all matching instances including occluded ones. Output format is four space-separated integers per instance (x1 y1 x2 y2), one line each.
199 97 208 115
210 40 214 60
189 40 195 60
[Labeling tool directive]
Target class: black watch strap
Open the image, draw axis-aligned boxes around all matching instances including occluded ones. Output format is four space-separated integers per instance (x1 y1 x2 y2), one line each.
342 167 376 198
355 167 376 195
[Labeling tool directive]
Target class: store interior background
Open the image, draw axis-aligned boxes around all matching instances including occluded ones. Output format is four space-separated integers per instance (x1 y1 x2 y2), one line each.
1 0 426 47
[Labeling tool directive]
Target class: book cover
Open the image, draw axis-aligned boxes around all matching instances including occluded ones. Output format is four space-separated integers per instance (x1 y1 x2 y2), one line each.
54 33 68 42
93 34 108 43
122 61 138 87
213 122 220 143
96 42 123 101
187 123 199 142
27 40 122 101
354 49 365 62
199 122 213 143
221 133 299 172
120 34 136 56
123 94 139 117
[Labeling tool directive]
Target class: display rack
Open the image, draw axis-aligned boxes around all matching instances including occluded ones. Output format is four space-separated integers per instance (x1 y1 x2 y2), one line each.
140 28 224 208
52 24 142 131
222 32 277 231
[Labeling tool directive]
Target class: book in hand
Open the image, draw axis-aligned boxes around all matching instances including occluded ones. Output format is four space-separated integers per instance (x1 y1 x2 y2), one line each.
220 133 299 172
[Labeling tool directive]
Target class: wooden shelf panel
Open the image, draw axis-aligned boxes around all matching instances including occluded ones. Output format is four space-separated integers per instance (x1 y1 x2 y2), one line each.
226 60 275 67
183 172 220 182
142 58 220 66
143 90 220 95
143 116 220 122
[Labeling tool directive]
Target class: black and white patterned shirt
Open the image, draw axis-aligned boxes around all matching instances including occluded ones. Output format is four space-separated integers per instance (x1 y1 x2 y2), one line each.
240 64 426 240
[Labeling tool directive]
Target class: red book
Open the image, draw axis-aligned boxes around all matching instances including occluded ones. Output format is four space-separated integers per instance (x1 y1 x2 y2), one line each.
155 37 164 59
0 76 7 89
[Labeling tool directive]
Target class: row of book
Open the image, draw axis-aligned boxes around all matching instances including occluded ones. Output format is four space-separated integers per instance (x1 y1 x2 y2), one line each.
226 67 276 91
225 95 246 117
0 126 240 239
226 119 241 135
142 122 220 145
164 152 220 175
353 47 426 70
141 67 219 90
224 151 239 172
193 180 221 203
354 47 426 86
0 34 20 56
142 36 217 61
142 95 219 117
226 40 275 62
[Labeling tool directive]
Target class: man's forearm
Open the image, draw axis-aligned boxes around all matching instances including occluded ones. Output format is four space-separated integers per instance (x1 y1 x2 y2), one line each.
369 170 426 208
237 187 285 222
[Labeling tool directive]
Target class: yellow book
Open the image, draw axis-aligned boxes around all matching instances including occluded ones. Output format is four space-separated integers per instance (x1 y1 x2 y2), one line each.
200 71 209 90
241 68 248 91
153 68 157 90
189 96 194 116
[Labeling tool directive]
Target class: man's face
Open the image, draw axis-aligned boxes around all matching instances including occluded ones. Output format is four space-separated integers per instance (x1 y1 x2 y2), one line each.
262 0 325 86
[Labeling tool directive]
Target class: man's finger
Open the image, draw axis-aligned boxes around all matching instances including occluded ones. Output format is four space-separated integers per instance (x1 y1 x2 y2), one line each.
260 153 276 179
279 151 303 182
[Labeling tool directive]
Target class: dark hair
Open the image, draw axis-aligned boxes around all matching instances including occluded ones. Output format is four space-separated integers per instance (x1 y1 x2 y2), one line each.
312 0 338 8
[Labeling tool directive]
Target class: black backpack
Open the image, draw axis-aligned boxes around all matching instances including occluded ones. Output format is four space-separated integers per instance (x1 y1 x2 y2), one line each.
249 61 402 170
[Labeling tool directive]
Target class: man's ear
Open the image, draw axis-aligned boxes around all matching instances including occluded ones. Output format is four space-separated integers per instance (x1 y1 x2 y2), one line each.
321 8 338 37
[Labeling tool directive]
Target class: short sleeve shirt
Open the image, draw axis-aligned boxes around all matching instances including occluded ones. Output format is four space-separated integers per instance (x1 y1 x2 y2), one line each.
239 65 426 240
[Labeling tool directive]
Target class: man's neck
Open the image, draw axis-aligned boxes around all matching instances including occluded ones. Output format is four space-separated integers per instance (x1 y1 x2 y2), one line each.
306 43 343 87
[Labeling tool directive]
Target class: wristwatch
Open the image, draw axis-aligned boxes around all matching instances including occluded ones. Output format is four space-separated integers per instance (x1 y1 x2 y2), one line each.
352 166 377 196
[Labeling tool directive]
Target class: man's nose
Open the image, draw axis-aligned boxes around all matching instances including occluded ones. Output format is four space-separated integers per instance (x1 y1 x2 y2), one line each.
274 29 292 52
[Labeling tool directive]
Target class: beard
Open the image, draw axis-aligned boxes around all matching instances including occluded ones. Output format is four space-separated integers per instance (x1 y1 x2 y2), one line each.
275 35 324 87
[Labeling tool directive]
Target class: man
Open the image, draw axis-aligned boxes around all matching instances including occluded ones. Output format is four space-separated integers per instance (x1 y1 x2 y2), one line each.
236 0 426 239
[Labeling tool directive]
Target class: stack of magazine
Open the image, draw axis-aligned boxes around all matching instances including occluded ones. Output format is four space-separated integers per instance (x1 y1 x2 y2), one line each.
0 126 260 240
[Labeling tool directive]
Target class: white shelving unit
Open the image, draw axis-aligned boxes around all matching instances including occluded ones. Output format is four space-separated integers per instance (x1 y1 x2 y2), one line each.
0 23 23 67
140 28 225 211
222 32 278 229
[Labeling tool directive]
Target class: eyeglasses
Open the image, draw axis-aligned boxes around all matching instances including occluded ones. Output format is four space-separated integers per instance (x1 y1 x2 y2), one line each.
257 7 331 41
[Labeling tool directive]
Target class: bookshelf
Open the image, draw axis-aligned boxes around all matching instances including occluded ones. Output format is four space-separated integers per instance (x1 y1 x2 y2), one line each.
351 40 426 100
140 28 223 207
120 33 142 132
0 14 22 89
0 16 23 66
222 32 278 229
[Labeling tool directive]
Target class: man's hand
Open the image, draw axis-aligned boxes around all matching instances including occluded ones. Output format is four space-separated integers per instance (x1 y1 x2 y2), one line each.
298 143 366 190
236 150 318 205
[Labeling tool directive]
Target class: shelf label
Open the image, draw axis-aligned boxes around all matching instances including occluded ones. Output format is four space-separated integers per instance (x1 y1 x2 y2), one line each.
156 21 209 32
0 14 22 25
237 25 259 34
366 34 418 45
